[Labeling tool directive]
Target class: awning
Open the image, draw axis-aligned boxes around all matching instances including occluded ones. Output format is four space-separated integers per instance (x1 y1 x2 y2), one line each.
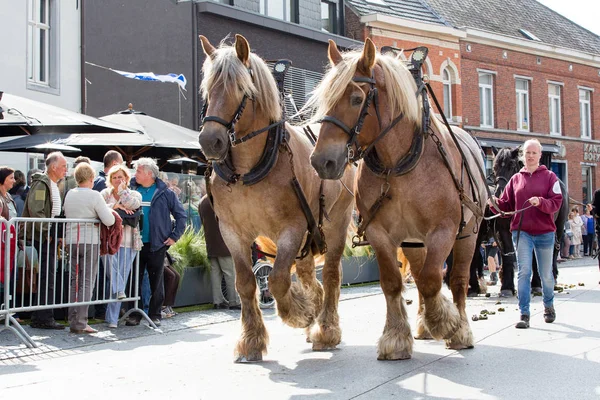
477 137 559 154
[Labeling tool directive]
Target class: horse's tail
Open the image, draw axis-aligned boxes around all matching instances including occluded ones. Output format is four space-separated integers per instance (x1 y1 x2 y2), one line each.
254 236 325 272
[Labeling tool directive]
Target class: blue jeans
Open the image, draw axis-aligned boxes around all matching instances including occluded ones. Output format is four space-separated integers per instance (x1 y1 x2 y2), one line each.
104 248 136 325
512 231 555 315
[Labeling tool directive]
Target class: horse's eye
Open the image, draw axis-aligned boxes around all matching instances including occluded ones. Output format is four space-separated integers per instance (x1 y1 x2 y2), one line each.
351 96 363 106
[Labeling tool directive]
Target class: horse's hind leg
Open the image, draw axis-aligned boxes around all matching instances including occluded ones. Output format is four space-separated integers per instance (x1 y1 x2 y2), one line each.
446 232 478 350
309 224 346 350
294 255 323 341
370 231 412 360
223 234 269 363
411 226 461 342
414 291 433 340
270 229 316 329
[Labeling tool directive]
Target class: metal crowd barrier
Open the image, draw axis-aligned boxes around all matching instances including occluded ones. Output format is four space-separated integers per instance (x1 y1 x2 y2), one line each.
1 217 155 348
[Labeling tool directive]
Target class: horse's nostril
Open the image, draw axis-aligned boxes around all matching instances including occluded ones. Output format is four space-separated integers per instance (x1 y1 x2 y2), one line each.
214 138 224 152
324 159 336 173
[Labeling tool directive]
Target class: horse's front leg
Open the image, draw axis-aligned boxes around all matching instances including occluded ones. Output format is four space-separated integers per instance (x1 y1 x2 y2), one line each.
270 229 316 329
295 254 323 343
222 230 267 363
369 229 412 360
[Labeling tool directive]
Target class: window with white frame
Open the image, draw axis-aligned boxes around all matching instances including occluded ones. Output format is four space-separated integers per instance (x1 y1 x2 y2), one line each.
27 0 58 92
442 68 453 120
259 0 297 22
548 84 562 135
321 1 337 33
580 89 592 139
27 0 50 85
516 79 530 131
479 73 494 127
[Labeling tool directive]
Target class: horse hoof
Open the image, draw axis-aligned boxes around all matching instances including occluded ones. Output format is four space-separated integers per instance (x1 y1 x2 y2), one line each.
377 350 412 360
414 334 434 340
234 352 263 363
446 342 474 350
312 342 338 351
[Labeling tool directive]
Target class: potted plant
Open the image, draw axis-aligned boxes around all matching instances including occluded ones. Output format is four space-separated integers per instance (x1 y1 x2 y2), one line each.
169 226 213 306
340 241 380 285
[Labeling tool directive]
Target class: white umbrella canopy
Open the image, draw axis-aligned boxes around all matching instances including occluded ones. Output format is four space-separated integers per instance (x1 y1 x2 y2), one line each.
99 106 201 150
0 92 137 136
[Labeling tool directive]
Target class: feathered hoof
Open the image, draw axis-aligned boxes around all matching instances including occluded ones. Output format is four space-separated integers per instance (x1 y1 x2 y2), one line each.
277 282 316 329
234 351 263 363
310 323 342 351
445 320 474 350
414 318 433 340
424 295 461 340
377 330 413 360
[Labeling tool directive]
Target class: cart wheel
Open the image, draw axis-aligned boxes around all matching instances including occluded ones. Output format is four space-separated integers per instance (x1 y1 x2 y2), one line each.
252 261 275 309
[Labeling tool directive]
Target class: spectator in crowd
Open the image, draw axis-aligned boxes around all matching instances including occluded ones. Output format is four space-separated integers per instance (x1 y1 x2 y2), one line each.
9 170 26 217
489 139 562 329
0 167 17 220
199 195 240 310
583 204 595 256
162 252 180 318
125 158 186 327
167 173 182 198
64 156 91 195
22 152 68 330
101 164 142 328
486 238 499 286
92 150 123 320
63 163 115 334
570 206 584 258
93 150 124 192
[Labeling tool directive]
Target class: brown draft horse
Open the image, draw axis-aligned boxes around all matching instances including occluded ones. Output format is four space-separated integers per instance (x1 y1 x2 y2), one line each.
198 35 356 362
307 39 487 359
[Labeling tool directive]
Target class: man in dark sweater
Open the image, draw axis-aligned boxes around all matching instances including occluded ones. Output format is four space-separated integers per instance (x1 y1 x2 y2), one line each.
198 195 240 310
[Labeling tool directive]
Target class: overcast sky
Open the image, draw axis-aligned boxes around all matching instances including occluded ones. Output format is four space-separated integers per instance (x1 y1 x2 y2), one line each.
537 0 600 36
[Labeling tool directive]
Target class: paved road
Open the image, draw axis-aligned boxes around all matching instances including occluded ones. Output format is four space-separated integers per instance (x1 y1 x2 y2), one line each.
1 259 599 399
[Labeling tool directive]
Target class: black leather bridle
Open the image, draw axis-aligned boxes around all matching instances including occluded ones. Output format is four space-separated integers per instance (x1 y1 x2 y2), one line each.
199 68 284 149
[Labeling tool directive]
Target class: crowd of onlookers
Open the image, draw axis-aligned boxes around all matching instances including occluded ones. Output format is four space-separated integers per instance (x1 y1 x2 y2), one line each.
560 204 595 260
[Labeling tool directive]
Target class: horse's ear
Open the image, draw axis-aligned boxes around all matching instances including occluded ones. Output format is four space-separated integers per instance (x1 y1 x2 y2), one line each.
328 39 343 66
358 38 377 76
511 146 520 159
491 146 498 156
235 34 250 65
199 35 216 59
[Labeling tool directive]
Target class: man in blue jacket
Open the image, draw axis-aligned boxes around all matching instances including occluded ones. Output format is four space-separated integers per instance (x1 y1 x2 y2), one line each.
126 158 186 327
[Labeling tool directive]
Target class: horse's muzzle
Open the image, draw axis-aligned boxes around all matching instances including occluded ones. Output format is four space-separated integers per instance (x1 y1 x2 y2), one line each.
198 127 228 161
310 152 345 180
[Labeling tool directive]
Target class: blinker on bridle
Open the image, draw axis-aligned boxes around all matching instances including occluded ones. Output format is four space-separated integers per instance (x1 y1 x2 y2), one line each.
319 74 383 163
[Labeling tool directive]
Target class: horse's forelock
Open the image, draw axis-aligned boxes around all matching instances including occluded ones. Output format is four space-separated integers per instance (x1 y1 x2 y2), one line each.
304 50 420 127
200 44 281 122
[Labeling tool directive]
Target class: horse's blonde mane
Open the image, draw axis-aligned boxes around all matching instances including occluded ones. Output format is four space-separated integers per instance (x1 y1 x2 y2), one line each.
201 41 282 122
305 50 421 128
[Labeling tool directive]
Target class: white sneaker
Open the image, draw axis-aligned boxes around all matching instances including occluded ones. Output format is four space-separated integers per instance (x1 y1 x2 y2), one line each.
108 323 118 329
117 291 126 300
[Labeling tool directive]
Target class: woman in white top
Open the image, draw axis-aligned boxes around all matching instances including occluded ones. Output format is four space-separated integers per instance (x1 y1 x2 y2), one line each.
64 163 115 334
571 206 584 258
101 164 142 328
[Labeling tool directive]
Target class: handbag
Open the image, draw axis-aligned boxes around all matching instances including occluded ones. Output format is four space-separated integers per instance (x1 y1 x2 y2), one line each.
116 207 143 229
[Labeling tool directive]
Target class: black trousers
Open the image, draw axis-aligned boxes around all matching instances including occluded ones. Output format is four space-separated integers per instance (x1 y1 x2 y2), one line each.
132 243 167 321
31 240 57 324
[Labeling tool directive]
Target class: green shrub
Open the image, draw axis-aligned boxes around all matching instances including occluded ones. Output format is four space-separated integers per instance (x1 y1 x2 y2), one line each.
168 226 210 279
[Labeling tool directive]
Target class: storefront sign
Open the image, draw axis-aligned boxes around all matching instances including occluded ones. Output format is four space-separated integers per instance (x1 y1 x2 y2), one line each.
583 143 600 162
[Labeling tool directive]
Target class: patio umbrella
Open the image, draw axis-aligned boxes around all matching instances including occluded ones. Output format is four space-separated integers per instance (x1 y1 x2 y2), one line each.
98 104 202 160
27 142 82 154
0 105 205 171
0 92 137 136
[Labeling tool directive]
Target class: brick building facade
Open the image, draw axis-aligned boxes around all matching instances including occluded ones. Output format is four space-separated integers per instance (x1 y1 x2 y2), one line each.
344 0 600 204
